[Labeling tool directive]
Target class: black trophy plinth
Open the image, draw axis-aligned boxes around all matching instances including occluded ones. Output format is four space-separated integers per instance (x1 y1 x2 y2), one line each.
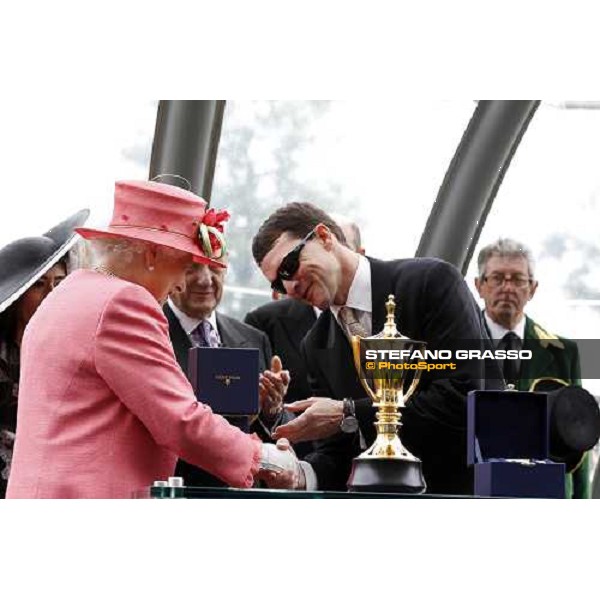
347 456 426 494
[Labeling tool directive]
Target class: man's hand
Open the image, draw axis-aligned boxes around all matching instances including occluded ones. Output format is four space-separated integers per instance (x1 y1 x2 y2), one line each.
272 397 344 443
259 355 290 420
257 438 305 489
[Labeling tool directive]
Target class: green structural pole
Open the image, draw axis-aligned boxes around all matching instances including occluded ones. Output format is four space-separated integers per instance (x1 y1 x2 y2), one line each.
149 100 226 204
416 100 540 273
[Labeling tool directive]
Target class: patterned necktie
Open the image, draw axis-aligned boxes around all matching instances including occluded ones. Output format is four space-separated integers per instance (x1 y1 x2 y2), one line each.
339 306 369 338
498 331 521 386
190 319 221 348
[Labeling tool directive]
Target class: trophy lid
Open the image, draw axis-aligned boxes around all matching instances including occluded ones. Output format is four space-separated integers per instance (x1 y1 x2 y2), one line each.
368 294 426 347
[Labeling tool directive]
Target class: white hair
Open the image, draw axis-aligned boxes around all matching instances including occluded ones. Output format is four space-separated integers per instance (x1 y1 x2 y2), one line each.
477 238 535 278
67 240 93 270
87 238 189 267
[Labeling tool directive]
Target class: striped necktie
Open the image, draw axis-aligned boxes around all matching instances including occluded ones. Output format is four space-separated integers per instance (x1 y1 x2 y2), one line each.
339 306 369 338
190 319 221 348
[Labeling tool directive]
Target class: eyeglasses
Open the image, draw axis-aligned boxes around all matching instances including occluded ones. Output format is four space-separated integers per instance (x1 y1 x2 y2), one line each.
482 273 533 289
270 229 317 294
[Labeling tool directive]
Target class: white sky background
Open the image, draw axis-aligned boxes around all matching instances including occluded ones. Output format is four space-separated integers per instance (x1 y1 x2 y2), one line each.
291 100 476 261
0 99 157 246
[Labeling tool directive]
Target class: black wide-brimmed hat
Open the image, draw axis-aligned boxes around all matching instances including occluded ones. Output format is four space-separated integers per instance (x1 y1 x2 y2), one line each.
531 378 600 472
0 209 90 314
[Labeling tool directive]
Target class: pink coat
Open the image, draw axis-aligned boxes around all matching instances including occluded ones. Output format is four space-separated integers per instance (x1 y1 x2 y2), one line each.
7 270 261 498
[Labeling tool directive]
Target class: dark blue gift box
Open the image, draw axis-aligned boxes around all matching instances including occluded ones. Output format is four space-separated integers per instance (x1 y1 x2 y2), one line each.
467 390 565 498
188 347 259 420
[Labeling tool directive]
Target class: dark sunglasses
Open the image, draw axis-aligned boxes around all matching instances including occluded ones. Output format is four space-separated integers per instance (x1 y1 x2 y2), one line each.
271 229 317 294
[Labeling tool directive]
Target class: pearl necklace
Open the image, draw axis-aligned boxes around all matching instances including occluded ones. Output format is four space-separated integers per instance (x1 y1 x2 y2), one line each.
93 265 120 279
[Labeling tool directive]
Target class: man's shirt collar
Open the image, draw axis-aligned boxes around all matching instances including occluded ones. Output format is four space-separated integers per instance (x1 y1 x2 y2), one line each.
484 311 526 341
330 255 372 320
168 297 218 337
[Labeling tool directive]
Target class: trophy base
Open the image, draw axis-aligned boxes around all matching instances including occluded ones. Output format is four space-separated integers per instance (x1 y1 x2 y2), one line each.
347 456 426 494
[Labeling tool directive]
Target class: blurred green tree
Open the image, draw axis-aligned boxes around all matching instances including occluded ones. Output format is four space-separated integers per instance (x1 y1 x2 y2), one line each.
212 101 356 319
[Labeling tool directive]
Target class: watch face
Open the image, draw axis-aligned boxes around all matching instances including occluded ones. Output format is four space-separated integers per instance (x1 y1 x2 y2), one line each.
340 415 359 434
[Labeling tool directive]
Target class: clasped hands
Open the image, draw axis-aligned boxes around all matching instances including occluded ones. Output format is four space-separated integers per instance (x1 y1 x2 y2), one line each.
257 397 346 490
258 438 305 489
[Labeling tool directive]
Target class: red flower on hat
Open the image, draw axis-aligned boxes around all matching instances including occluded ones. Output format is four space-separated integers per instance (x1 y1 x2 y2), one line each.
202 208 230 230
198 208 230 258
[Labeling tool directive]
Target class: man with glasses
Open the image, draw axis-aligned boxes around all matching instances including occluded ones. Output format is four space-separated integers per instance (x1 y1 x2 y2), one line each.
251 202 495 495
475 238 589 498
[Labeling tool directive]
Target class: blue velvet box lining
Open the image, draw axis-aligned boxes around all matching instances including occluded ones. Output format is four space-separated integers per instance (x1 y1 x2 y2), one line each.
467 390 551 465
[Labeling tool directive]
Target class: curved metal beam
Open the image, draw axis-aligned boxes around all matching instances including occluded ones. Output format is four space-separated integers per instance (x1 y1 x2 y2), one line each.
415 100 540 273
149 100 226 203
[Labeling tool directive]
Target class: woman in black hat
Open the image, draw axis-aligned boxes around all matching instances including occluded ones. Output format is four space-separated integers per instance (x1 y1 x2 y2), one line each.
0 209 89 497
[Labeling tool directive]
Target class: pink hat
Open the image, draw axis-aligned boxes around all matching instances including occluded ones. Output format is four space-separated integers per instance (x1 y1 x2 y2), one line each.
76 180 229 268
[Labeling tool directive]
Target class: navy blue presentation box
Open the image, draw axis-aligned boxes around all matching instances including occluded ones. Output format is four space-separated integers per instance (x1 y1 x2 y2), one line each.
467 390 565 498
188 347 260 417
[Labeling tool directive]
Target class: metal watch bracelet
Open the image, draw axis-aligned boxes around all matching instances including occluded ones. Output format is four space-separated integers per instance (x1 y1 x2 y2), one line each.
340 398 359 433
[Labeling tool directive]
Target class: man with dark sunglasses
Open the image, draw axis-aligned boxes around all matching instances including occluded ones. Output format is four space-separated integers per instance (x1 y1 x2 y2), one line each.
245 220 365 406
270 229 317 295
251 202 498 495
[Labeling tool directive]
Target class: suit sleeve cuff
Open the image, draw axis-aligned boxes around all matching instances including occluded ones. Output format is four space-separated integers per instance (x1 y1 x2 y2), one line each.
299 461 318 491
354 397 375 432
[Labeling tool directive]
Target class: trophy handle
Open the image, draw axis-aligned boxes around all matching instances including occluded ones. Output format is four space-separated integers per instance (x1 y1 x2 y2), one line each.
402 368 423 404
351 335 378 403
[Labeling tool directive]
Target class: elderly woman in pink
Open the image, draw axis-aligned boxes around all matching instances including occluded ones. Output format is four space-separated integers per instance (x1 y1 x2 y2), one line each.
7 181 297 498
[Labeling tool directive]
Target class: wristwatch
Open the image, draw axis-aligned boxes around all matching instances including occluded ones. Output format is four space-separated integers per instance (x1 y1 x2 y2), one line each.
340 398 359 434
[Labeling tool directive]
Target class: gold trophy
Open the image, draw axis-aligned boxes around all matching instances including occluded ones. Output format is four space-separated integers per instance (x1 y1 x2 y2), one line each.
347 294 427 493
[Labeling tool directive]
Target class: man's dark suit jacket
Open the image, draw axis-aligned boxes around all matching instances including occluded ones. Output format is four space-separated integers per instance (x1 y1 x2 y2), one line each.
301 257 499 496
165 304 273 487
165 304 272 376
244 298 317 402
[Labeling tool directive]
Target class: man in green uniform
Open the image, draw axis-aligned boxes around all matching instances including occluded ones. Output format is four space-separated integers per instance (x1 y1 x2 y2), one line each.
475 238 589 498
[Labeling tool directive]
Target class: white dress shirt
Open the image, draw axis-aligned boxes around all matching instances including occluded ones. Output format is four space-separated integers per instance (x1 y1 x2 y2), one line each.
300 255 372 491
330 254 373 337
167 298 219 343
484 311 525 343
